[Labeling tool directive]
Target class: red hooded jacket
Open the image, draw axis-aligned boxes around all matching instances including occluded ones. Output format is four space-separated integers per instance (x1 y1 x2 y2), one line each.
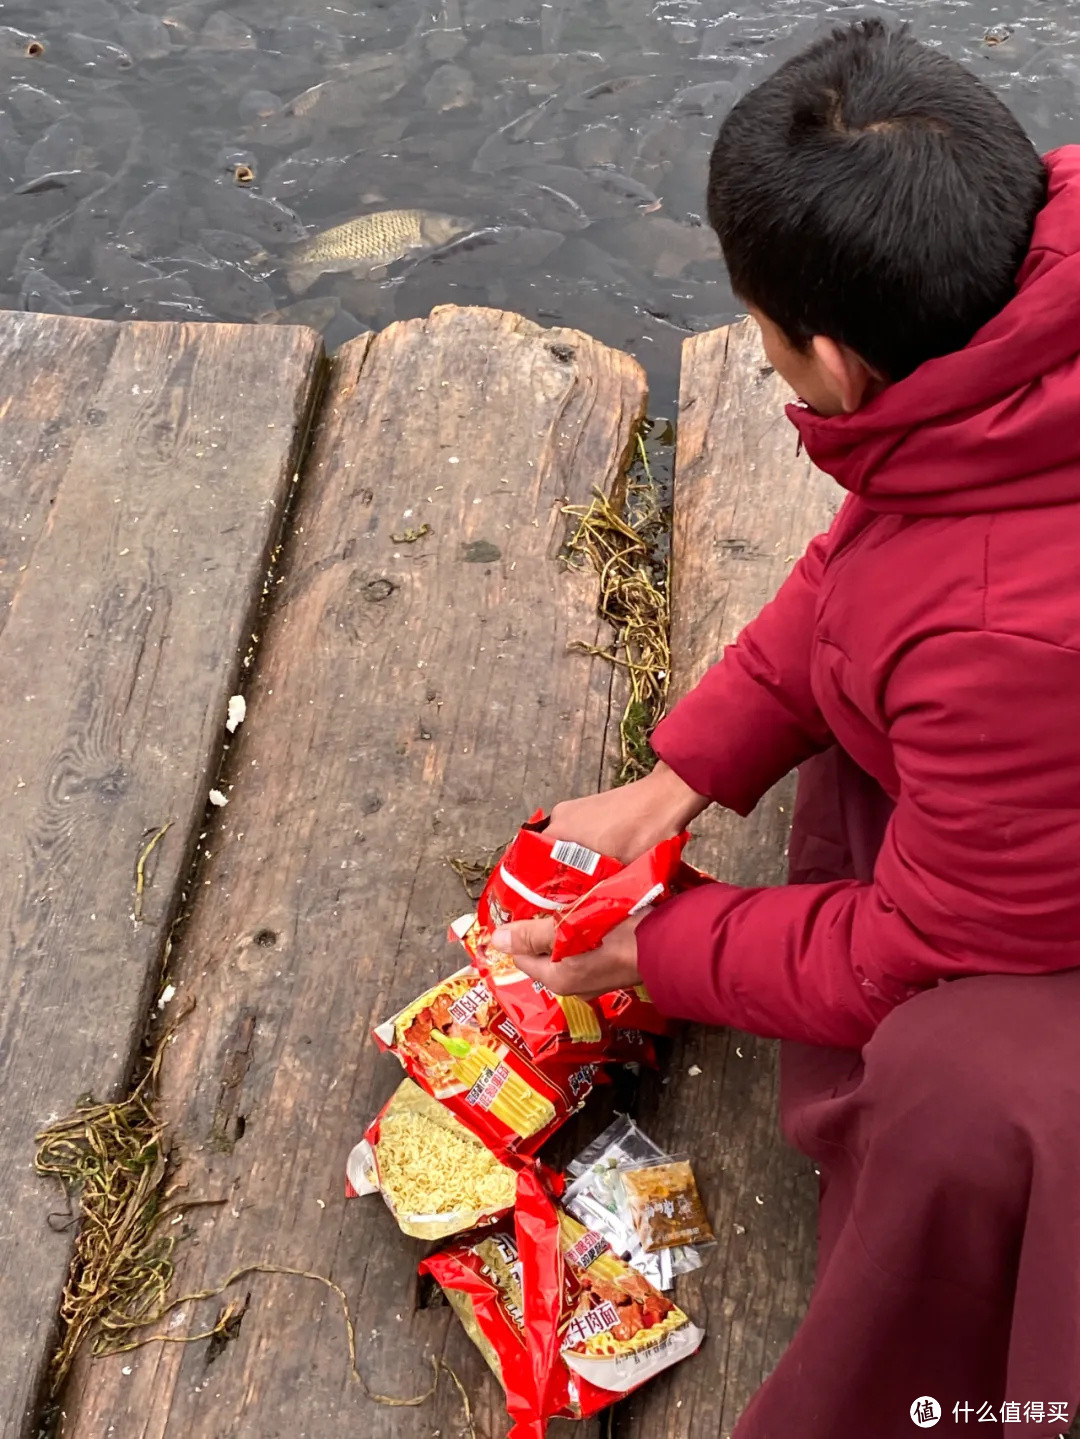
637 145 1080 1049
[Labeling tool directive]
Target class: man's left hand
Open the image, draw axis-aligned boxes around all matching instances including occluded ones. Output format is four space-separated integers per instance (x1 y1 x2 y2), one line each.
490 915 643 998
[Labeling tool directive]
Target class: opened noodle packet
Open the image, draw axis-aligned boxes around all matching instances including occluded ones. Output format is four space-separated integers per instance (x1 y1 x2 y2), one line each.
454 915 658 1065
373 967 599 1160
345 1079 519 1240
421 1169 704 1438
451 812 691 1052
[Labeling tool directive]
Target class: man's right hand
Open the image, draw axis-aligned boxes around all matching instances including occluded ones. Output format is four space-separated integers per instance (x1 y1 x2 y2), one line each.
545 761 709 864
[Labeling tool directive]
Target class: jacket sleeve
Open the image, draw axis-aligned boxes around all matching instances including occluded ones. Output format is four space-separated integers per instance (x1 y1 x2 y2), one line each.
650 531 834 815
638 630 1080 1048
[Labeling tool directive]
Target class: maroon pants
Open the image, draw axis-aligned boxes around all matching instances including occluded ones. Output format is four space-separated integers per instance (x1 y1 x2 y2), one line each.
733 749 1080 1439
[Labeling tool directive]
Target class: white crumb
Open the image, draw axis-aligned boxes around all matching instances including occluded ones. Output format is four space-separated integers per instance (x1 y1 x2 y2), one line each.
226 695 246 732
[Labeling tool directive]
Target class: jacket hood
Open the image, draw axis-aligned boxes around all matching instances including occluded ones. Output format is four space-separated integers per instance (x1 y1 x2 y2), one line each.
789 146 1080 515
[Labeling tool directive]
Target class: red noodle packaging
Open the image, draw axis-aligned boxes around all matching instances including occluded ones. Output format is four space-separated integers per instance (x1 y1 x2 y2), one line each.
372 966 601 1161
421 1168 704 1438
452 812 696 1059
349 814 711 1435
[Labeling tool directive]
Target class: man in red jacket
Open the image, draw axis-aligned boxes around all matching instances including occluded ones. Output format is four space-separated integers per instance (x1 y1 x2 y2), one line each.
492 19 1080 1439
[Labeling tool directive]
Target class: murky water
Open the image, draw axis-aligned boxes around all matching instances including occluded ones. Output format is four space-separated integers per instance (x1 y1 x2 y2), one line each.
2 0 1079 410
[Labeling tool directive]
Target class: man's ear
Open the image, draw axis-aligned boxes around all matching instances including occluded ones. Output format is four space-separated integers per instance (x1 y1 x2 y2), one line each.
811 335 881 413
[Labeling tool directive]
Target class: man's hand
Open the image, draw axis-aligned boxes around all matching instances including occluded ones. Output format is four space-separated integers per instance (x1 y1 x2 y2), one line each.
491 915 643 999
546 762 709 864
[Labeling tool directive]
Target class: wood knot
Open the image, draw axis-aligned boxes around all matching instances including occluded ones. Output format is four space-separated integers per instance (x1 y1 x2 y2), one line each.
460 540 501 564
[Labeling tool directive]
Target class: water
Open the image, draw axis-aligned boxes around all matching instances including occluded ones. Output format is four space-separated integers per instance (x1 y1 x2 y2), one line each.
2 0 1079 411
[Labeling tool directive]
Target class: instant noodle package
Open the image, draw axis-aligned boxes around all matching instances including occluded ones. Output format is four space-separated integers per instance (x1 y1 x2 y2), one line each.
346 1079 519 1240
452 812 694 1056
373 966 600 1159
349 813 712 1435
421 1169 704 1438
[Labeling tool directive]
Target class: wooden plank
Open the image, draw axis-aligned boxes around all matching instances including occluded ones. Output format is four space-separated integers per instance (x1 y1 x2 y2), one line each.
616 318 841 1439
0 313 120 637
62 306 646 1439
0 313 324 1438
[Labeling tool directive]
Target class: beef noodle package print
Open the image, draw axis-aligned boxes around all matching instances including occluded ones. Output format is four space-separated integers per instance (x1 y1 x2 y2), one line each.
373 967 600 1160
421 1169 704 1438
452 811 697 1056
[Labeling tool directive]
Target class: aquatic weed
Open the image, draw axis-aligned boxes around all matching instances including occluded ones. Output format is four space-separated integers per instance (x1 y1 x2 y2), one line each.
564 424 672 784
34 1023 476 1434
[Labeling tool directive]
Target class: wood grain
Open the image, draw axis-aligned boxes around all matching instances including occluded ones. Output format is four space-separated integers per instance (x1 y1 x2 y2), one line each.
0 312 323 1438
62 306 646 1439
0 313 120 638
615 318 841 1439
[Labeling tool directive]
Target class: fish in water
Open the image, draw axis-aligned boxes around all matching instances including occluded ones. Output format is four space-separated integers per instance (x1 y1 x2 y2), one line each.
255 296 343 330
423 63 476 112
283 209 467 293
278 52 413 125
586 167 663 212
117 10 173 61
16 169 106 195
200 12 255 49
65 34 134 69
8 84 67 125
0 25 44 58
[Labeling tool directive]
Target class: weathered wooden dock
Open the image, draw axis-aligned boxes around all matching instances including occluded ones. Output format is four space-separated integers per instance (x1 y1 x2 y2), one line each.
0 304 835 1438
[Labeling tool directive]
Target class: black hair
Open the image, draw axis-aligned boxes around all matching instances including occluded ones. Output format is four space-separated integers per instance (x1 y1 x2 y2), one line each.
707 18 1047 380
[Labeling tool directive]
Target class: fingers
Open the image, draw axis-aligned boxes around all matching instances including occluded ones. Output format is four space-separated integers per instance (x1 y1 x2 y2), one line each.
511 950 560 990
513 949 600 998
491 916 556 958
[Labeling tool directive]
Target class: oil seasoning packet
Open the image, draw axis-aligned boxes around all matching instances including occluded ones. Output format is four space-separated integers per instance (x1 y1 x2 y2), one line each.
617 1156 715 1253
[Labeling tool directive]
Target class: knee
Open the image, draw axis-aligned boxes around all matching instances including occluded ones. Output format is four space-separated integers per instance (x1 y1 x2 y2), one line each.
846 976 1080 1286
859 975 1079 1166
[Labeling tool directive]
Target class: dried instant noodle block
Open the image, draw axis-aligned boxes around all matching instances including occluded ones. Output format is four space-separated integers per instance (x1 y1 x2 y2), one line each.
373 967 599 1160
346 1079 517 1240
421 1171 703 1438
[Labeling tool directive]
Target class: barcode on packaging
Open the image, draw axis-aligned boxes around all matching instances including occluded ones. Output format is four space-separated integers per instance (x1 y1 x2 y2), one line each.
551 840 602 876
